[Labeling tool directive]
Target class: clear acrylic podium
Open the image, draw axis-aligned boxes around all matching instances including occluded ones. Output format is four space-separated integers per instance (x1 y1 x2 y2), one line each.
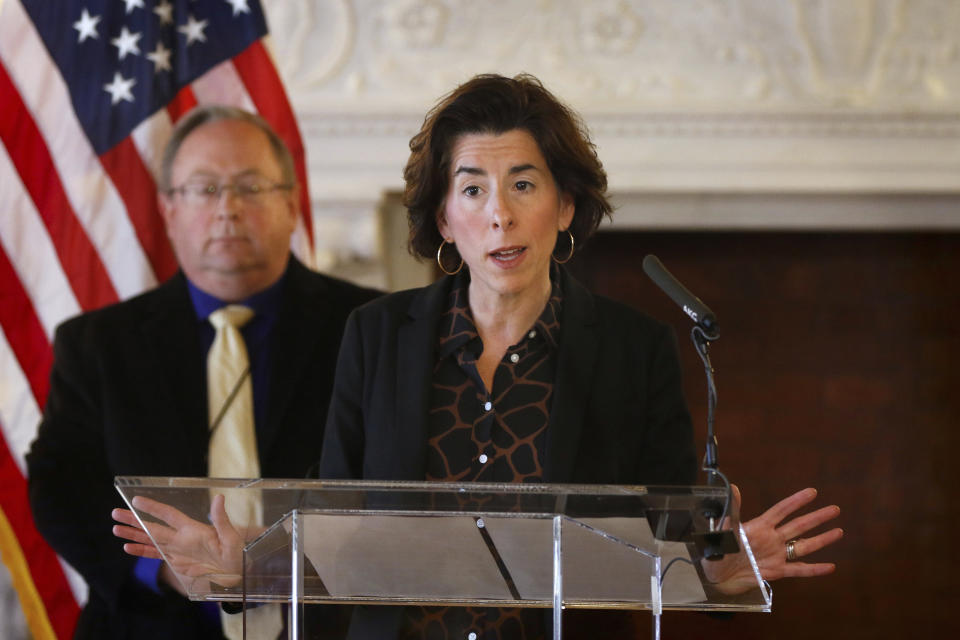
115 477 771 639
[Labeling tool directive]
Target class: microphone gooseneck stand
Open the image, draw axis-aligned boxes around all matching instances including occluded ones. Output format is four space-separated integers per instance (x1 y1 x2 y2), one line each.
693 323 719 486
691 323 734 547
640 255 736 560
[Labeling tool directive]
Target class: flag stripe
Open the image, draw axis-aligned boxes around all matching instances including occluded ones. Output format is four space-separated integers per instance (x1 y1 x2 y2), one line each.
0 2 157 300
0 245 51 435
0 63 119 312
0 327 43 476
166 85 200 124
232 39 314 248
0 143 81 339
131 109 174 187
0 325 43 478
99 138 179 284
191 58 256 111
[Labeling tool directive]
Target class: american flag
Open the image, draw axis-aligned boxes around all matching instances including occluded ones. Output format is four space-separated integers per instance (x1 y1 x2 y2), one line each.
0 1 312 636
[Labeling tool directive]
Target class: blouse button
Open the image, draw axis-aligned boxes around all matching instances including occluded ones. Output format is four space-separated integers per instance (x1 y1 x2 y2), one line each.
528 330 536 339
479 454 488 464
510 353 520 363
484 401 492 411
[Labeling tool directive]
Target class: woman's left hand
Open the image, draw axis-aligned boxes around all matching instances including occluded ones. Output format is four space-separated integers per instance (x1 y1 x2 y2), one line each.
705 485 843 594
741 486 842 582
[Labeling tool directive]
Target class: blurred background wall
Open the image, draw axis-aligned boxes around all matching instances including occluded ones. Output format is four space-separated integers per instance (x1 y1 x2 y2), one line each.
3 1 958 637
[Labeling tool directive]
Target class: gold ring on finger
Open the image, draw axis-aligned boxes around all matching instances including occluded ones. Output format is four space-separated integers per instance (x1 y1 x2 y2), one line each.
785 539 799 562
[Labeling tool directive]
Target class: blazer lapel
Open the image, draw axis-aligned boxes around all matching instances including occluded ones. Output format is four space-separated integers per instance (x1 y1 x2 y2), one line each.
140 274 208 469
259 259 329 459
545 269 599 482
393 279 449 480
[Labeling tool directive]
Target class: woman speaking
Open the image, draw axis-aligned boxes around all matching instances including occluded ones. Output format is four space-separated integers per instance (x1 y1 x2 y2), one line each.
317 74 841 639
321 74 695 491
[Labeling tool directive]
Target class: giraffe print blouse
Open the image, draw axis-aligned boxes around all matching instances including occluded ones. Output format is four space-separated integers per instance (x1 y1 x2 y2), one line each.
400 271 563 640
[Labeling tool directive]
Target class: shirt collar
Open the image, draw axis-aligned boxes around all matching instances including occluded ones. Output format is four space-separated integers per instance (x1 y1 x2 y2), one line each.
436 266 564 358
436 270 476 360
535 267 563 349
187 272 286 324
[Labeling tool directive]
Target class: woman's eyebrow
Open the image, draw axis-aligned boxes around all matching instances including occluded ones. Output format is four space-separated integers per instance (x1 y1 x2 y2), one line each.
453 165 484 176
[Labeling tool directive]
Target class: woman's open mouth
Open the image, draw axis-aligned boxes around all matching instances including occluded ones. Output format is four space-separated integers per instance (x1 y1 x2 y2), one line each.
490 246 526 264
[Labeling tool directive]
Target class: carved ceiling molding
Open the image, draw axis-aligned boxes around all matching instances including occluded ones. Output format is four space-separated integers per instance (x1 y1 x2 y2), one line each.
299 111 960 138
266 0 960 111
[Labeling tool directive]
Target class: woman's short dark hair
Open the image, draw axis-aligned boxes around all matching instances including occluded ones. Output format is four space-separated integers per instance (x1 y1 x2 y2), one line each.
404 73 612 260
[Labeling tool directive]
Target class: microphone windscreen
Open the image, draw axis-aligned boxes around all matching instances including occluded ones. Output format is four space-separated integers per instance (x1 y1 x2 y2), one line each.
642 255 719 335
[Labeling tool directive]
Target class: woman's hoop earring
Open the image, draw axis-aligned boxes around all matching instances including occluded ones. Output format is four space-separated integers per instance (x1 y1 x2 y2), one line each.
552 229 575 264
436 240 464 275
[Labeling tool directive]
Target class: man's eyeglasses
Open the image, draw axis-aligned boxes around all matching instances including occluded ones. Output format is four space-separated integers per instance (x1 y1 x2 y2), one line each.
167 180 293 208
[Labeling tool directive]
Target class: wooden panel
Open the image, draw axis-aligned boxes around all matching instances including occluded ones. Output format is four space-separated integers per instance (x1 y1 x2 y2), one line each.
564 232 960 638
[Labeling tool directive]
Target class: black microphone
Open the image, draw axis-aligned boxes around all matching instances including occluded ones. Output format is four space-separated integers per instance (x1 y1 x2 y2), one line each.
642 255 719 338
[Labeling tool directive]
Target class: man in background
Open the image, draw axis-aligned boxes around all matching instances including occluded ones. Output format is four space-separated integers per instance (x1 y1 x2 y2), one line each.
26 106 378 639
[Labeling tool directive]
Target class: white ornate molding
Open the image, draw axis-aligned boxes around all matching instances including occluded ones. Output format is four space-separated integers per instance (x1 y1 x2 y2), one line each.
268 0 960 111
261 0 960 276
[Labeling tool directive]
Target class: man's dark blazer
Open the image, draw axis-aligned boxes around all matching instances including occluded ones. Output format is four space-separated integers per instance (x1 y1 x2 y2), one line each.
318 267 697 639
26 256 378 640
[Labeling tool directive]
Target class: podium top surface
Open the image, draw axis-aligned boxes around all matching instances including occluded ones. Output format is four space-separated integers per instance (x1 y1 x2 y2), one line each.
115 476 724 515
115 477 771 612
